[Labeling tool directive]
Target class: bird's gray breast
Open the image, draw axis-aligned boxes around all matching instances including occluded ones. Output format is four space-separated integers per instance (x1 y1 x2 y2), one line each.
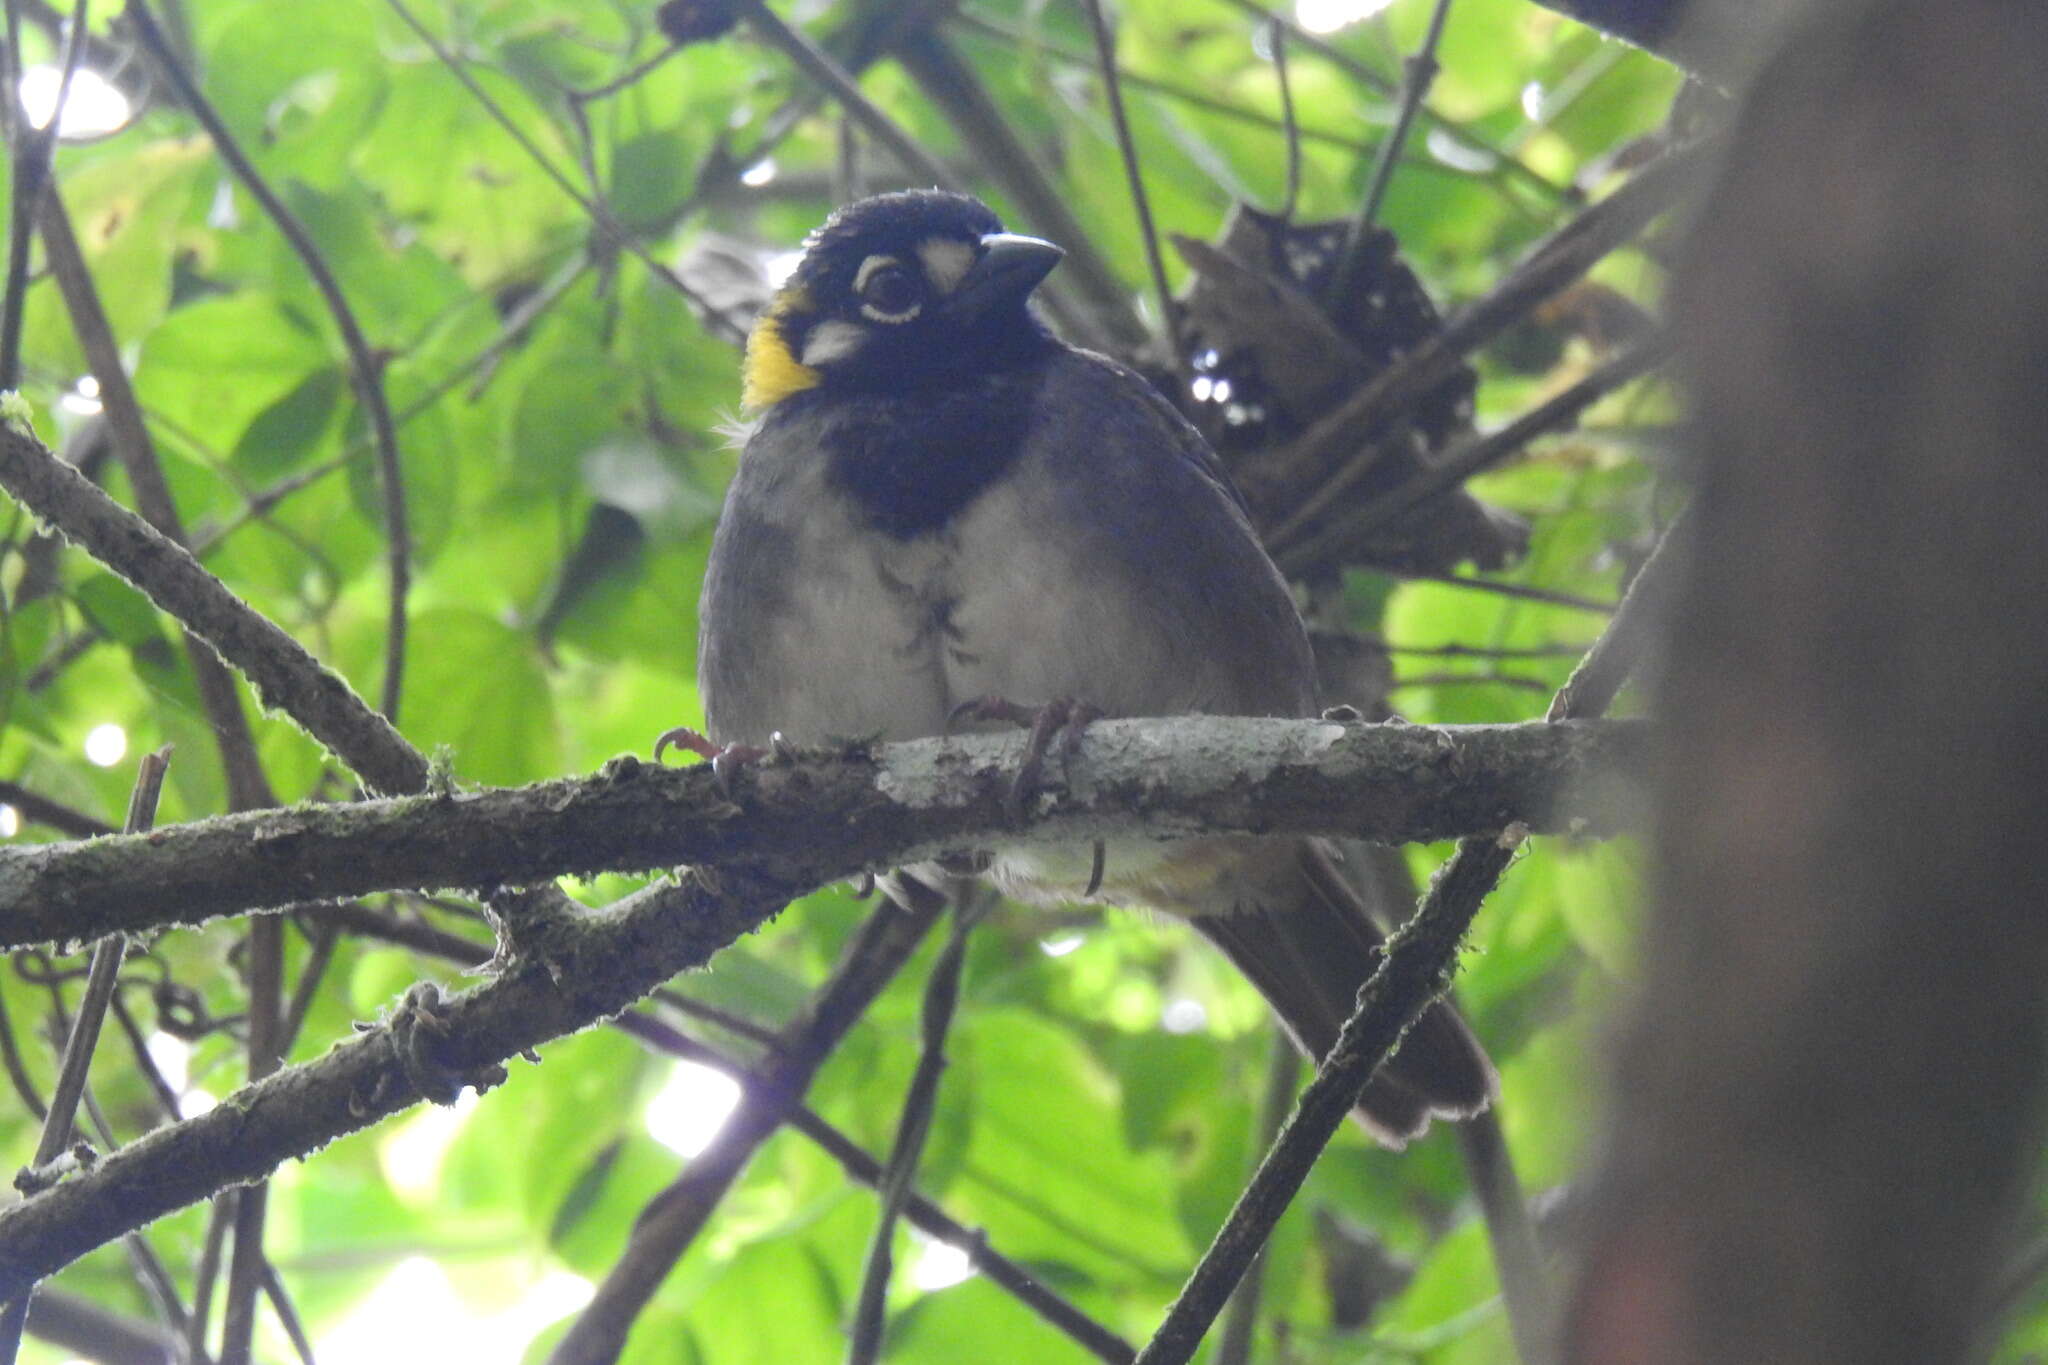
699 348 1315 748
698 435 962 746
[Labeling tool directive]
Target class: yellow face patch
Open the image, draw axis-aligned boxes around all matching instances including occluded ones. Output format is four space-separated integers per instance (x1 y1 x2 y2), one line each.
741 292 821 410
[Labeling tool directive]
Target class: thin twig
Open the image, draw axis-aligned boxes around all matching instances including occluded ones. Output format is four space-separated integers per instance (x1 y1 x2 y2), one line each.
21 1288 183 1365
954 11 1374 156
37 187 278 812
0 780 113 838
277 918 339 1060
24 748 169 1158
617 1013 1142 1364
550 885 948 1365
73 1091 201 1351
1456 1111 1556 1365
0 746 170 1365
1213 1032 1300 1365
848 899 980 1364
1215 0 1572 206
1267 19 1301 222
128 0 414 723
1401 571 1618 615
218 915 283 1365
1272 334 1672 571
0 0 89 387
185 251 592 563
0 416 428 794
1082 0 1179 366
186 1195 231 1365
1131 515 1685 1364
259 1262 315 1365
568 43 682 103
375 0 744 342
1332 0 1456 300
651 987 779 1049
331 912 1136 1364
1382 639 1595 659
733 0 956 190
0 980 47 1122
1394 672 1553 693
1259 143 1700 512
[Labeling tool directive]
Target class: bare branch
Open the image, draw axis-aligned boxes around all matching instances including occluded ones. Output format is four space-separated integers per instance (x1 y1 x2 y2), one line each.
848 894 980 1363
0 747 169 1363
1134 514 1682 1363
1333 0 1456 295
0 418 427 795
551 885 945 1365
0 715 1649 945
1081 0 1177 367
129 0 414 723
1254 144 1702 512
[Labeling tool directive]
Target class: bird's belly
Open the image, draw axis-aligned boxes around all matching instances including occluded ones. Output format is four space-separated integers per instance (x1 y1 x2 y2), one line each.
988 835 1267 918
935 480 1191 717
745 511 959 745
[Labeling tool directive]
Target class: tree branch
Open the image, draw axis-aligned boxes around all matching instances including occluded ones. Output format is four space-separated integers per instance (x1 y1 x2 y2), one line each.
1135 513 1682 1364
0 418 427 795
0 715 1647 946
552 883 945 1365
129 0 414 723
339 903 1139 1364
0 864 793 1302
0 709 1640 1300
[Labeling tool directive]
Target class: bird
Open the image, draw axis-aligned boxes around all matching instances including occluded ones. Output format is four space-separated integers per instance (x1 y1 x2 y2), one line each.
693 189 1495 1146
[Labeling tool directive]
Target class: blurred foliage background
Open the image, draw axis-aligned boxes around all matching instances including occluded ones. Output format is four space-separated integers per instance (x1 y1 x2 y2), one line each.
0 0 1713 1360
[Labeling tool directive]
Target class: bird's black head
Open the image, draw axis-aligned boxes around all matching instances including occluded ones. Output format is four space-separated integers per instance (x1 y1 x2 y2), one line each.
742 190 1064 408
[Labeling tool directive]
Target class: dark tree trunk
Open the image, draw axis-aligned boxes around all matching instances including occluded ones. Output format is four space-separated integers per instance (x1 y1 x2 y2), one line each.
1568 2 2048 1361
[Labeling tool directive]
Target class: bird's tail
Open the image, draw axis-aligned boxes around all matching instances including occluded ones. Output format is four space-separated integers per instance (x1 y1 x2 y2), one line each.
1189 838 1496 1148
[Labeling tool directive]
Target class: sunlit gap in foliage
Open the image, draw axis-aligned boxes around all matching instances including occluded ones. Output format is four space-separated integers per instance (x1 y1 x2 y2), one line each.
645 1058 744 1157
18 65 131 138
1162 998 1209 1034
1427 126 1500 172
83 722 126 768
1296 0 1396 33
380 1090 479 1203
149 1032 218 1119
59 375 101 416
0 806 17 839
1039 933 1085 957
318 1255 593 1362
909 1230 976 1291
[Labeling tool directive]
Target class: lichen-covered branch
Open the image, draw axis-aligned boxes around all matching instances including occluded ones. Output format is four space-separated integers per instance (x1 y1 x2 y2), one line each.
0 715 1647 948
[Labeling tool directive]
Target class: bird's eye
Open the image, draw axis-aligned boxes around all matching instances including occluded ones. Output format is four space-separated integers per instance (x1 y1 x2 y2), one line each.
859 264 922 322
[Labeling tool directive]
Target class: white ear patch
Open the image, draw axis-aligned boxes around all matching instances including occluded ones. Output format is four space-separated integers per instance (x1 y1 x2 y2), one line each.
800 319 867 366
918 237 976 294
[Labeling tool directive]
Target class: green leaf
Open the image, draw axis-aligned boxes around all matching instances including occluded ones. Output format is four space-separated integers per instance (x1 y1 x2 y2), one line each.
133 293 331 455
394 607 561 786
70 573 162 646
233 366 345 478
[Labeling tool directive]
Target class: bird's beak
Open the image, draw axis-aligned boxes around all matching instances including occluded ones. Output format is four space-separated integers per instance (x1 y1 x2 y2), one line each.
950 233 1064 319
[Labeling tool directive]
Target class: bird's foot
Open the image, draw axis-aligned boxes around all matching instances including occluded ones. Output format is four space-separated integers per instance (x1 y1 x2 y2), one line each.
652 725 774 796
946 694 1102 822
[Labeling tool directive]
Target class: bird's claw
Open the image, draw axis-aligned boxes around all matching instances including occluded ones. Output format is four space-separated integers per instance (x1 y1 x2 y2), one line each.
949 694 1101 822
653 724 767 798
